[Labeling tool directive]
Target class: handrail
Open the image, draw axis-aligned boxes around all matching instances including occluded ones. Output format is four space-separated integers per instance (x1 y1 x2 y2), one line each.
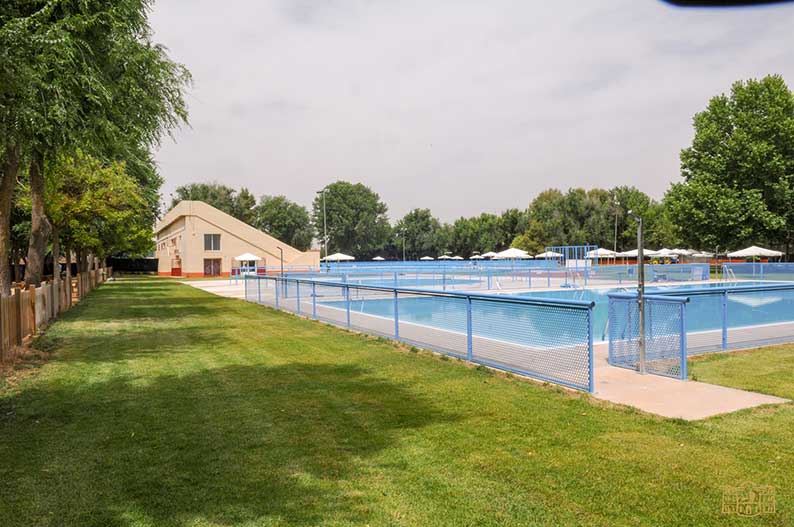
249 274 595 310
607 292 690 303
647 282 794 296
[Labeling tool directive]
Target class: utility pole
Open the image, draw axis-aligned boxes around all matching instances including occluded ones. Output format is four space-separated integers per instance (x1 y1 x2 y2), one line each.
613 198 620 253
628 209 646 374
316 188 329 270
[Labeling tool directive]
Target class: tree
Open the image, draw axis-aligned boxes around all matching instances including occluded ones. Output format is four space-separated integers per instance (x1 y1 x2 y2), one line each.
675 75 794 254
171 183 256 224
312 181 390 258
393 209 445 260
253 196 313 251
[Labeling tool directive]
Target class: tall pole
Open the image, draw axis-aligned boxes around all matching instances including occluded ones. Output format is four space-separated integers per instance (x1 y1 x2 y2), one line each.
277 246 284 277
316 188 329 271
613 199 620 254
402 228 406 262
629 211 646 374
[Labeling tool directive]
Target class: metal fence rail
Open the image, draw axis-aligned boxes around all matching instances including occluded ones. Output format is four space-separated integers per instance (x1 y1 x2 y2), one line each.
244 275 596 392
722 262 794 282
608 293 688 380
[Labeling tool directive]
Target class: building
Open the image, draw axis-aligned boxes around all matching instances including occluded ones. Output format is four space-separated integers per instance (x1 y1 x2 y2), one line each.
154 200 320 277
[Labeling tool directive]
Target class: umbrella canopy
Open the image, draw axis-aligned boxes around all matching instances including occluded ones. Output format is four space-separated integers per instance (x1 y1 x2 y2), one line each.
438 254 452 260
535 250 563 259
494 248 532 259
691 252 714 258
234 252 261 262
372 256 385 261
450 255 464 260
654 248 680 258
585 248 617 259
420 256 435 261
616 249 659 258
481 251 498 259
672 248 695 256
727 246 783 258
321 252 355 262
470 255 484 260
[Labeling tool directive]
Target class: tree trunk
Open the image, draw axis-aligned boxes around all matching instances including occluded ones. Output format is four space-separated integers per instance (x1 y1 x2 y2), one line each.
25 149 51 287
0 144 20 296
13 248 21 283
65 242 72 306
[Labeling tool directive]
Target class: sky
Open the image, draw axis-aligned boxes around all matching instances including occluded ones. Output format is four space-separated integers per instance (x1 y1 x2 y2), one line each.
149 0 794 223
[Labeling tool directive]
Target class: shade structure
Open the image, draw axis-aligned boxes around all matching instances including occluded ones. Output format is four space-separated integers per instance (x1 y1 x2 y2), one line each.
654 248 679 259
450 255 464 260
691 252 714 258
438 254 452 260
321 252 355 262
372 256 385 261
616 249 659 258
535 250 563 259
585 248 617 259
234 252 261 262
672 248 695 256
481 252 498 259
727 246 783 258
469 255 484 260
493 248 532 259
419 256 434 261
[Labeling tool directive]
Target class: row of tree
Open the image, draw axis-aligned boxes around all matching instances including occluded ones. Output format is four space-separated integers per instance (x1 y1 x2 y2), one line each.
170 75 793 261
0 1 190 295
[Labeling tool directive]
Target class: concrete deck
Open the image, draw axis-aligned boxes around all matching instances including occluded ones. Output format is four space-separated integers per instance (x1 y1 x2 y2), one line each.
183 279 789 420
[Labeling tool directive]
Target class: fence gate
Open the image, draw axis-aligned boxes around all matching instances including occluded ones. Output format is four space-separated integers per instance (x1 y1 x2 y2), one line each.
608 294 689 380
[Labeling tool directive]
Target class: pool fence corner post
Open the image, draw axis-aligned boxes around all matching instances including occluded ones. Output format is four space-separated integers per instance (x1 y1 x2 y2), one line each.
487 269 492 290
466 296 473 361
345 285 351 328
680 300 688 381
257 276 261 303
442 269 447 291
394 271 398 287
588 306 595 393
275 277 280 308
721 290 728 350
312 282 317 319
393 289 399 339
296 280 301 314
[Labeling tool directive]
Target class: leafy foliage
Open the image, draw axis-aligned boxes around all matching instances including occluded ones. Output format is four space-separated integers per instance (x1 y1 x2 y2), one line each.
253 196 313 251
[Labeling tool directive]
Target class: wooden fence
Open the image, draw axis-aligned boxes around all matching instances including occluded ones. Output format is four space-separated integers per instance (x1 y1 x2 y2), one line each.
0 267 113 362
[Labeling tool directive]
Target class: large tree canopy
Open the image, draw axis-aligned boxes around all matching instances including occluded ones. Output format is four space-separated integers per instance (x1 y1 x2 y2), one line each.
312 181 390 258
171 183 255 224
253 196 313 251
393 209 445 260
668 74 794 253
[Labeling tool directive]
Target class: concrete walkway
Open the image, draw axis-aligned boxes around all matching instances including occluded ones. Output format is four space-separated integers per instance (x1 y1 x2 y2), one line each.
183 279 789 420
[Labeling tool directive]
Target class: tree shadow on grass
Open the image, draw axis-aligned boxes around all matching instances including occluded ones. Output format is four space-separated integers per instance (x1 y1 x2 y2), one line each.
0 362 458 526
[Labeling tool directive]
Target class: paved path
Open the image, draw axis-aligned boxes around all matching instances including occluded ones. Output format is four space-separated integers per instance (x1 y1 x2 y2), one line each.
183 279 789 420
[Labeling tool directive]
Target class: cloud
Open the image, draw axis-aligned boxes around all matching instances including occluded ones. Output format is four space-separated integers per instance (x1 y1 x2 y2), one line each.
150 0 794 222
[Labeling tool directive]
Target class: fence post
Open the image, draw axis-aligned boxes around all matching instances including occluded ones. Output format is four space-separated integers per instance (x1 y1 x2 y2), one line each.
547 268 551 288
296 281 301 314
721 290 728 350
28 284 36 335
257 276 262 303
680 301 688 381
14 286 22 346
275 277 280 308
345 285 351 328
588 307 594 393
466 296 473 361
312 282 317 319
487 269 492 290
394 289 399 339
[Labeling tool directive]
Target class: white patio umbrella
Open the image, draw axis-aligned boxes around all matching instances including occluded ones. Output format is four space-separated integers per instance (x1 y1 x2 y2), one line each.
585 248 617 259
321 252 355 262
535 250 563 259
481 251 498 259
438 254 452 260
494 248 532 259
450 255 464 260
419 256 435 261
727 246 783 258
372 256 385 261
691 252 714 258
470 255 484 260
654 248 680 259
616 249 659 258
234 252 261 262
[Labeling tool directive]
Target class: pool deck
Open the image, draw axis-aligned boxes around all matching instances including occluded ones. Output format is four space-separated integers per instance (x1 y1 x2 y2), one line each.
183 279 790 421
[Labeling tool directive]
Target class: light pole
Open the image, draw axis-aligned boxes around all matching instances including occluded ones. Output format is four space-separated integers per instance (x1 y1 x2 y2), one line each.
401 228 406 262
316 188 329 270
628 209 646 374
277 246 284 277
613 198 620 254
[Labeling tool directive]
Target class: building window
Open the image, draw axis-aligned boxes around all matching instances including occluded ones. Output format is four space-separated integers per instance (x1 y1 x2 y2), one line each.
204 233 221 251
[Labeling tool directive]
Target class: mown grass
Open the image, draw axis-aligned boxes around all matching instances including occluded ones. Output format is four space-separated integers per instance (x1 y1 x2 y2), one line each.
0 278 792 526
689 344 794 399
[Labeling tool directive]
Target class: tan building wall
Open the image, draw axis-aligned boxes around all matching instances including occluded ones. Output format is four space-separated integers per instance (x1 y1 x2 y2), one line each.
155 201 320 277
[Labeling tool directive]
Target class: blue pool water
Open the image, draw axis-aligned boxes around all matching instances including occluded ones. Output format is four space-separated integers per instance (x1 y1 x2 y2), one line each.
320 281 794 343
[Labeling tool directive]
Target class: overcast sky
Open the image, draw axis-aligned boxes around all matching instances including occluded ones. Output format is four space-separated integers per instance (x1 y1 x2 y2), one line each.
149 0 794 222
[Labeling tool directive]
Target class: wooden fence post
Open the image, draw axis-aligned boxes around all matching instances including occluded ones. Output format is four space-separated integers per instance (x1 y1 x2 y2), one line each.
14 286 22 346
28 284 36 335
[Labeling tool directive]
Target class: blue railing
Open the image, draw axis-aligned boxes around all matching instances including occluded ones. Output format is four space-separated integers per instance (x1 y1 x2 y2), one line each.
721 262 794 282
244 274 596 392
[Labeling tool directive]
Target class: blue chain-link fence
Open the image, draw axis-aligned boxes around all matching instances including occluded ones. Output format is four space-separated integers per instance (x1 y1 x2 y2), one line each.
722 262 794 282
245 275 595 392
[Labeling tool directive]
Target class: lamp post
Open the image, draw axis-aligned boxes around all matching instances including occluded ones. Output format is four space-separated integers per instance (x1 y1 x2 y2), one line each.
628 209 646 374
401 228 406 262
613 198 620 254
277 246 284 277
316 188 329 264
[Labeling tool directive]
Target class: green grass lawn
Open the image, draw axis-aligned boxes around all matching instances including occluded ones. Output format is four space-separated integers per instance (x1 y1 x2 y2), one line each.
1 278 792 526
689 344 794 399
